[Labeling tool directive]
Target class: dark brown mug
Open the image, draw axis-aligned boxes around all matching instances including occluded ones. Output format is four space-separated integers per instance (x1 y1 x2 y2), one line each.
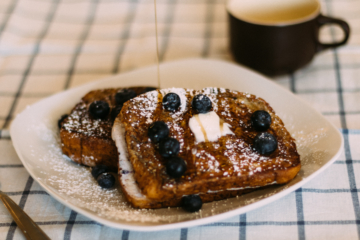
227 0 350 76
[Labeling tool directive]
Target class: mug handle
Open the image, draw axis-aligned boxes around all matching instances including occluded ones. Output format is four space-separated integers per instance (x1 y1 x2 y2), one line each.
316 14 350 52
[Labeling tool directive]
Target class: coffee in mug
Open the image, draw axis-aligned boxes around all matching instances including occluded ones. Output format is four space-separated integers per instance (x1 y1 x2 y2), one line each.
227 0 350 76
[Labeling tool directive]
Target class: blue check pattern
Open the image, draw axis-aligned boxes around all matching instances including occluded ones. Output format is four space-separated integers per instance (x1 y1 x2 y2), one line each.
1 0 360 239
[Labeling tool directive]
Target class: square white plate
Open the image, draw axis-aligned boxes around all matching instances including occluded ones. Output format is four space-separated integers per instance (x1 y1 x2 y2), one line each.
10 58 343 231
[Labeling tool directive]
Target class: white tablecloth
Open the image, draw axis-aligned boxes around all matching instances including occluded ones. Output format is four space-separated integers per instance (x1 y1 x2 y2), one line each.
1 0 360 239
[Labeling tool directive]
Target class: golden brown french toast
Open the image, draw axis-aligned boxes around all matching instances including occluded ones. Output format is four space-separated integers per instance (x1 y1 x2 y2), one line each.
112 87 300 209
60 87 156 169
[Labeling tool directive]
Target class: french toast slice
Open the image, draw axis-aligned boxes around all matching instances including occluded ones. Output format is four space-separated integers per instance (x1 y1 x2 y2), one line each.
60 87 156 169
113 87 300 208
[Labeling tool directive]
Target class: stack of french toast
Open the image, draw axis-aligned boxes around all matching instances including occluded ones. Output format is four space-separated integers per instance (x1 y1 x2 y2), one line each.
59 86 300 212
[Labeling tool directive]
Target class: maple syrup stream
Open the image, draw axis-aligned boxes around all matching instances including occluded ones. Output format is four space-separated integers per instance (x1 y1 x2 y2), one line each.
154 0 161 88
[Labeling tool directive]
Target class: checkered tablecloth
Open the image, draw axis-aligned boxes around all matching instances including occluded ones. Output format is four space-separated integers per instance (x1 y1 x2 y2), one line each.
1 0 360 239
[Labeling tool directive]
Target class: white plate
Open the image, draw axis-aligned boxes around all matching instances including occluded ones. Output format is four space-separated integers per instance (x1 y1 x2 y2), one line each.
10 58 343 231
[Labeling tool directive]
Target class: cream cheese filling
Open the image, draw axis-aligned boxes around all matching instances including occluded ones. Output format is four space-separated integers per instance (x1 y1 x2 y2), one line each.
189 111 234 143
112 120 147 200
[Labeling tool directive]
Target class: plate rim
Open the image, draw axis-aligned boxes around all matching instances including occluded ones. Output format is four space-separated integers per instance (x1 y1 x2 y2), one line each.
10 58 344 231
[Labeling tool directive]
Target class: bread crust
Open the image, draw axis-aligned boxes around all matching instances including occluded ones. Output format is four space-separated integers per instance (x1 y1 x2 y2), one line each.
118 88 301 204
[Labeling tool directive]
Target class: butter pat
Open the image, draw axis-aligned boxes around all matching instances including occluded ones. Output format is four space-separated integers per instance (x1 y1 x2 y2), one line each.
189 111 234 142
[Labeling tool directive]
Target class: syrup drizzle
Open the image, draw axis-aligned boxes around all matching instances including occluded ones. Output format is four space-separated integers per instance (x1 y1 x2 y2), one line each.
154 0 161 88
220 119 225 133
195 115 208 142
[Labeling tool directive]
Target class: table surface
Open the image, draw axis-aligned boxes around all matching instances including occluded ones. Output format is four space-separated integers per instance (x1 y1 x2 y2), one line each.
1 0 360 239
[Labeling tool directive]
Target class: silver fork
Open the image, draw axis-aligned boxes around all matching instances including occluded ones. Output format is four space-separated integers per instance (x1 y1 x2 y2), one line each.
0 190 50 240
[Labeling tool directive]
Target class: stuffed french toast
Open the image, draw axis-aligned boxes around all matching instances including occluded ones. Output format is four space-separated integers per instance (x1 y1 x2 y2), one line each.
112 87 301 211
59 87 156 170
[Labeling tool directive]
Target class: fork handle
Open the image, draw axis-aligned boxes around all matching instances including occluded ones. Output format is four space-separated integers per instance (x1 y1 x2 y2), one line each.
0 192 51 240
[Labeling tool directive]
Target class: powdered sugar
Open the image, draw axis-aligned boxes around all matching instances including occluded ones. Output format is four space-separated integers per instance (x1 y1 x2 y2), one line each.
62 102 110 138
133 90 159 125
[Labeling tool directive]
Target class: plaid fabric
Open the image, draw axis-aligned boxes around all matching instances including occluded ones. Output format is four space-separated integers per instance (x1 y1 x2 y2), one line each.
0 0 359 239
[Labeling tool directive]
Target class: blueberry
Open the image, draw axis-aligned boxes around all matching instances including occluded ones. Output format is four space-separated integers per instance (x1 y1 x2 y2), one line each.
251 110 271 131
148 121 169 143
162 93 181 112
191 94 212 114
111 105 123 121
58 114 68 129
89 101 110 119
97 172 115 188
91 165 113 179
182 195 202 212
159 137 180 158
253 132 278 155
166 156 187 178
141 87 157 94
115 89 137 105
